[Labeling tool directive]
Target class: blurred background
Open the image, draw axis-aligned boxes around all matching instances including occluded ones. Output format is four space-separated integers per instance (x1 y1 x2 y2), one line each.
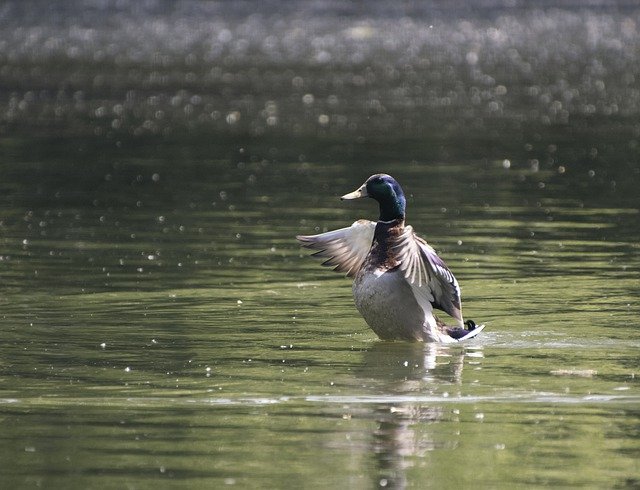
2 0 640 161
1 1 639 488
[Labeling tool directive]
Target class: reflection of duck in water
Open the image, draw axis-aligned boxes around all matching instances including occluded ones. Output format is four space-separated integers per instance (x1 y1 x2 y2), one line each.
360 342 466 386
297 174 485 342
360 343 484 488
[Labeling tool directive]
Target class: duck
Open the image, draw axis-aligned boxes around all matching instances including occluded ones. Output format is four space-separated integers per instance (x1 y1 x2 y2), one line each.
296 173 484 343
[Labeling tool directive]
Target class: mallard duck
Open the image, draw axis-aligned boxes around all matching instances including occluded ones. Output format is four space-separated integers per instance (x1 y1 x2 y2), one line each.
297 174 484 343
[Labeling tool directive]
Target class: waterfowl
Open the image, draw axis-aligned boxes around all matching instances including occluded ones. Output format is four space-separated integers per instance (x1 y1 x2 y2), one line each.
296 173 484 343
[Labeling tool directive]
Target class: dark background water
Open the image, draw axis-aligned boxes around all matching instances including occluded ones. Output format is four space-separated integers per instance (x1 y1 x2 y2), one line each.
2 0 640 205
1 1 639 488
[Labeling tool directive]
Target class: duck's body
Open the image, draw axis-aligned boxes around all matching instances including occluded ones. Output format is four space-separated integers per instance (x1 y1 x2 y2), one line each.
352 218 447 342
354 259 427 341
297 174 484 343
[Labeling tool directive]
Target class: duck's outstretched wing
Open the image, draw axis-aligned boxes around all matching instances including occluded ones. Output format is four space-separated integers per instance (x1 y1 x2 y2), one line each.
296 219 376 277
393 226 463 326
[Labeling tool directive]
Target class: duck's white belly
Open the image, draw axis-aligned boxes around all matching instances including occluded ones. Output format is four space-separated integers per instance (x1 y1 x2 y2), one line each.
353 269 435 341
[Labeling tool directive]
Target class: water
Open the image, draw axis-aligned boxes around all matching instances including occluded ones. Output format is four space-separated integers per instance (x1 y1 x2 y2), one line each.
1 1 640 488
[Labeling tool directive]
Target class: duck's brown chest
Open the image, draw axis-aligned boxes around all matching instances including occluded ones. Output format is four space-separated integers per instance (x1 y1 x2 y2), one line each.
360 219 404 273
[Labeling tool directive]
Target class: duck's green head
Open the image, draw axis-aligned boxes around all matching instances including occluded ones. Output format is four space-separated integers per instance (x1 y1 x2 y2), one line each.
341 174 406 222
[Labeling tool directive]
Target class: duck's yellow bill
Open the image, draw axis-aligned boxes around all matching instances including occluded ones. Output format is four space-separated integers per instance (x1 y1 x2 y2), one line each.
341 184 368 200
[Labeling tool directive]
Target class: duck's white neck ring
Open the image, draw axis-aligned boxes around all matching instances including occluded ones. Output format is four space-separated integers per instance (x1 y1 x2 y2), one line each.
376 218 404 225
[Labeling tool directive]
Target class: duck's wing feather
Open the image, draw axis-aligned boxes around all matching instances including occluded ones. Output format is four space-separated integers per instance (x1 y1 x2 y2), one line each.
296 219 376 277
393 225 463 326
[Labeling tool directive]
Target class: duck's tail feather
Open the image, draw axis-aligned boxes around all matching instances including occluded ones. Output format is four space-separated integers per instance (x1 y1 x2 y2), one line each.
445 322 485 341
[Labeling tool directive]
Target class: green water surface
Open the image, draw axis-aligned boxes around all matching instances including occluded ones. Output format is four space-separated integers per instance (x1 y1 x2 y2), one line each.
0 135 638 489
